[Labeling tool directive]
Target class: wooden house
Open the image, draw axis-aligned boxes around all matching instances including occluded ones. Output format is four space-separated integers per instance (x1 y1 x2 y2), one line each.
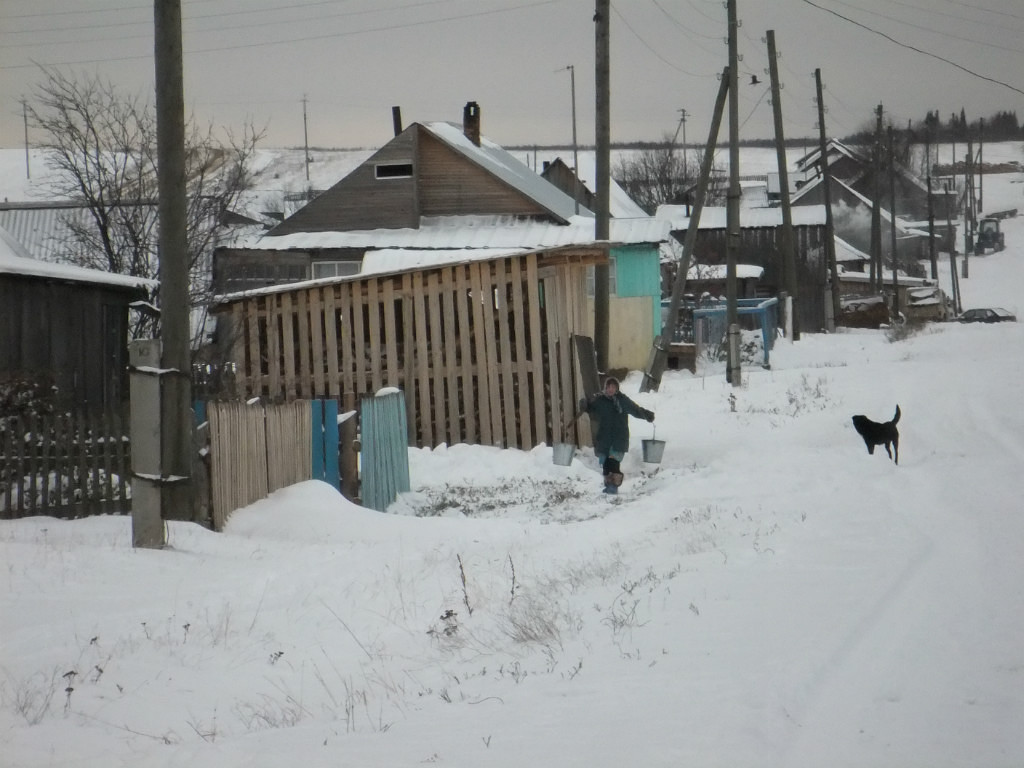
794 138 957 222
214 103 668 373
1 224 151 411
655 205 830 333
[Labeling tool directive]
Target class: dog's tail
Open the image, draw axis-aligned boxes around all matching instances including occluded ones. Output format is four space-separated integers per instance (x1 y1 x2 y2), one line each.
892 404 901 424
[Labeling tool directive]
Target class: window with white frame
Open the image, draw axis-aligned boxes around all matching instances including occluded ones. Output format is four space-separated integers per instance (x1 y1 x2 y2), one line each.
312 261 361 279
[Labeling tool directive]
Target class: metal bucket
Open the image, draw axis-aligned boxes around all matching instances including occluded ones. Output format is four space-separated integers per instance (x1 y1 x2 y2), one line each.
641 438 666 464
552 443 575 466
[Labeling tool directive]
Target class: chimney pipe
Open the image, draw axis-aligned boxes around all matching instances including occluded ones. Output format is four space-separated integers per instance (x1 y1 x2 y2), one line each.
463 101 481 146
391 106 403 137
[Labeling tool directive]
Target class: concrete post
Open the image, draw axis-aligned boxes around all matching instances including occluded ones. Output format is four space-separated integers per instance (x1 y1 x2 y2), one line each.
129 340 166 548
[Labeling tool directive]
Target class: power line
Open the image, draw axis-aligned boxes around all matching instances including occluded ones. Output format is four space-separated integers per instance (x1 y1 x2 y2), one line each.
611 5 717 78
0 0 563 71
798 0 1024 97
826 0 1021 52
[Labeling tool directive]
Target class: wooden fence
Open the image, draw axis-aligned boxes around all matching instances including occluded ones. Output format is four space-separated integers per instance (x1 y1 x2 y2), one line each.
0 410 131 519
206 399 340 530
214 248 598 451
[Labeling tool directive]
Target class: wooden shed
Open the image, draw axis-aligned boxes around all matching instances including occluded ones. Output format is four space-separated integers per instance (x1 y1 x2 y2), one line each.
212 245 601 451
1 225 150 410
656 205 830 333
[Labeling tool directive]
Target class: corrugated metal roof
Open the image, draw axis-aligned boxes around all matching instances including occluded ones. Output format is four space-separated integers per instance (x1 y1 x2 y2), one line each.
655 204 827 230
423 122 588 224
0 224 155 290
246 214 669 251
0 206 90 262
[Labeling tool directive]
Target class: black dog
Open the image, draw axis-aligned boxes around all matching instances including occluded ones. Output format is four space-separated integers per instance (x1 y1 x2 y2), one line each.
852 405 901 464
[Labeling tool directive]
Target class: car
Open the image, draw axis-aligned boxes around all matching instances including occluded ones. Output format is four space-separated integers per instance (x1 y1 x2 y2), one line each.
956 307 1017 323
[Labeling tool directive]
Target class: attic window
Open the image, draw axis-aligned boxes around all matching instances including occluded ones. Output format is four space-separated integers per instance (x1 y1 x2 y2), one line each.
375 162 413 179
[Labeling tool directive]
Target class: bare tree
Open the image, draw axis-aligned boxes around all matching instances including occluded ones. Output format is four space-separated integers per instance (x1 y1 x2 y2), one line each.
27 67 262 345
613 134 723 215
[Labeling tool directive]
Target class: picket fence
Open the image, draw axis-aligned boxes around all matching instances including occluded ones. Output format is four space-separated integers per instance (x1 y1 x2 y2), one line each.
0 410 131 519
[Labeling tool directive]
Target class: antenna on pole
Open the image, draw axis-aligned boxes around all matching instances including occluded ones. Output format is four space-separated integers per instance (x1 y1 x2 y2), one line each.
21 97 30 179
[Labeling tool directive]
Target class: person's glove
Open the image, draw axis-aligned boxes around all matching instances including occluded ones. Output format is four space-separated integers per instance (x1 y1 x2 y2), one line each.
578 398 588 414
645 410 655 422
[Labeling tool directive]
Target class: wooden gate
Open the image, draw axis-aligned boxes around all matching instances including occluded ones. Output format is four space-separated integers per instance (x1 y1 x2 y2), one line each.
206 399 339 530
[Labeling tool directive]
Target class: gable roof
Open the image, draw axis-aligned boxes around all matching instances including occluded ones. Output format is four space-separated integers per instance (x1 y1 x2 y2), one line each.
422 122 592 223
654 204 827 230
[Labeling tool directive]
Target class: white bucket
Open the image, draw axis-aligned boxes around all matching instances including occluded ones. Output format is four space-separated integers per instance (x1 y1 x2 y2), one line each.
552 443 575 466
641 438 666 464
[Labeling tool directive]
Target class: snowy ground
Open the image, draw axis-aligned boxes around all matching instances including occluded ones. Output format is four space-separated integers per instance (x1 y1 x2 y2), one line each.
2 156 1024 767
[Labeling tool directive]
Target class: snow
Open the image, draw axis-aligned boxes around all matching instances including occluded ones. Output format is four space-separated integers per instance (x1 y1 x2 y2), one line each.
2 150 1024 767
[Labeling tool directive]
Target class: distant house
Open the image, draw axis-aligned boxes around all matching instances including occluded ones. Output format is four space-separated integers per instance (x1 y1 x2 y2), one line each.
1 225 152 411
655 205 829 333
214 102 668 372
791 174 950 271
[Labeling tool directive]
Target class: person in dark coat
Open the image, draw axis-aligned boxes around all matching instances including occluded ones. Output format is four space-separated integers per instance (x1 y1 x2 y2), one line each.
582 376 654 494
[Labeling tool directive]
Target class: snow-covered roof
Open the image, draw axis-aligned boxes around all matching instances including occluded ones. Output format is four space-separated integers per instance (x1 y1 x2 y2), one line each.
0 224 155 290
834 236 869 263
423 122 590 223
245 214 669 251
215 245 567 303
654 204 827 230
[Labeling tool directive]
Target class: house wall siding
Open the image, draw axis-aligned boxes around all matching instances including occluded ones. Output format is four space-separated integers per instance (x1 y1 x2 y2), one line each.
0 275 136 409
418 132 547 218
268 131 420 235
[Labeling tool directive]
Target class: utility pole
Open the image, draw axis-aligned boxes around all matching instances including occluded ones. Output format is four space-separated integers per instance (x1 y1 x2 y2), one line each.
641 68 730 393
945 179 961 314
978 117 984 214
766 30 799 340
963 135 973 279
870 104 883 291
562 65 580 215
594 0 611 373
21 97 31 179
725 0 741 386
302 95 311 183
152 0 192 540
672 108 690 173
926 129 937 279
888 126 899 319
814 68 841 329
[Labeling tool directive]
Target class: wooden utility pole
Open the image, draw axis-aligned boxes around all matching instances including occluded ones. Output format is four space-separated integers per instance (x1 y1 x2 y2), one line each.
640 68 730 393
593 0 611 373
945 180 961 314
302 95 311 183
963 132 973 279
766 30 799 340
21 98 31 179
725 0 741 386
870 105 883 291
153 0 193 536
564 64 580 215
888 126 899 319
814 68 841 328
978 117 984 214
926 130 937 279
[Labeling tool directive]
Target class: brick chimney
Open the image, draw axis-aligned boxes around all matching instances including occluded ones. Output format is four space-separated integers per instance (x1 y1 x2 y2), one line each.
463 101 481 146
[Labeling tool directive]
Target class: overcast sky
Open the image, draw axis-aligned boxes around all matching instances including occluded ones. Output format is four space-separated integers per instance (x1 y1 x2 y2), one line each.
1 0 1022 151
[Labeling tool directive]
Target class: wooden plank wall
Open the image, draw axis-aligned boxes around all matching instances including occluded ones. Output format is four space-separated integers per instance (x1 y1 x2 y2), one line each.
223 253 593 451
207 401 312 530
